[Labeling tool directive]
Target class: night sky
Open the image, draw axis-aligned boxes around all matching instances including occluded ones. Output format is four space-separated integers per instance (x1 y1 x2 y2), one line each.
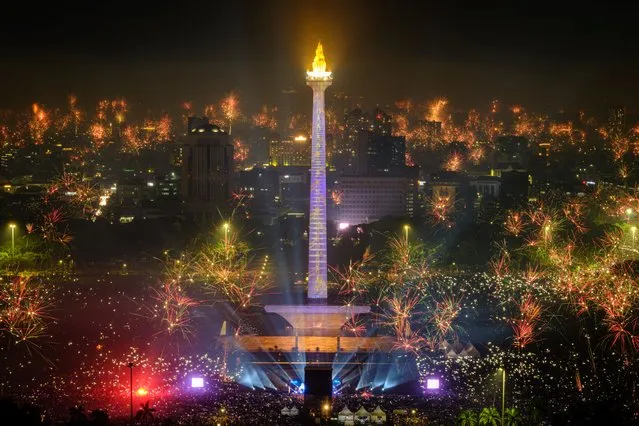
2 1 639 112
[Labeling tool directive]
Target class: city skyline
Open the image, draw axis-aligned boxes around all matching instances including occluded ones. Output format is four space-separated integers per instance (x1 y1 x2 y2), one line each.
2 1 639 111
3 2 639 424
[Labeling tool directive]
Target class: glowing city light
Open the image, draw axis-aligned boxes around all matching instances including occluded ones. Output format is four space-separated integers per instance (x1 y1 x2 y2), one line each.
426 378 440 390
191 377 204 388
338 222 350 230
136 387 148 397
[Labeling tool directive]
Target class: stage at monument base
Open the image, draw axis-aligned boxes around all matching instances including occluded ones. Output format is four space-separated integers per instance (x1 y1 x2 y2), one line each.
226 333 419 394
228 335 395 353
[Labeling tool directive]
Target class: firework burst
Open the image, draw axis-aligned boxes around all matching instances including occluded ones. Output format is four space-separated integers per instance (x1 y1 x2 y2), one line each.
152 282 198 337
220 92 240 134
29 103 51 144
430 295 462 342
0 277 54 346
505 211 525 237
510 294 543 349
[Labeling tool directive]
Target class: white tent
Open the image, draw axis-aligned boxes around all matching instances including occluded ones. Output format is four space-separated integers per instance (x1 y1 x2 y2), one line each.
461 342 480 357
338 406 355 424
280 407 291 416
290 406 299 416
371 406 387 424
355 406 371 423
441 341 480 358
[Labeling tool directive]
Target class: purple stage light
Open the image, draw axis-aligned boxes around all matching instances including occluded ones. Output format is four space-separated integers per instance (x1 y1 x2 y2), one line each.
426 377 440 390
191 377 204 388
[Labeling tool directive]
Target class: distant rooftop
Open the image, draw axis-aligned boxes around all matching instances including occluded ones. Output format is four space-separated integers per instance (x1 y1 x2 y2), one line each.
187 116 226 134
189 123 225 134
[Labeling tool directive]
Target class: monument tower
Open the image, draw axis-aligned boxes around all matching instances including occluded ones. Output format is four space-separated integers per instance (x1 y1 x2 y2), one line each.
233 44 393 396
264 43 369 334
306 42 332 300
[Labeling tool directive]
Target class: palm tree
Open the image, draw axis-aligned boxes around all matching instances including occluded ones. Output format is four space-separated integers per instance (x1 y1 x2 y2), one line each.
90 408 110 426
479 407 501 426
458 409 478 426
504 407 522 426
68 404 88 425
135 401 156 425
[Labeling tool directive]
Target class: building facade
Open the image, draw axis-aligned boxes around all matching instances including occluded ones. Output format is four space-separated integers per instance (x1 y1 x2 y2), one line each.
335 176 416 226
355 132 406 175
181 117 234 221
269 134 310 167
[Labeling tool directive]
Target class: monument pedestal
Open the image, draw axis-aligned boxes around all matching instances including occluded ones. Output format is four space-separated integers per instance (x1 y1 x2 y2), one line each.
265 304 371 336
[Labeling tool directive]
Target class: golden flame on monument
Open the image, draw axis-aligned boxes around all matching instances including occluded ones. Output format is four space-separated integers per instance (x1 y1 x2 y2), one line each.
306 41 332 80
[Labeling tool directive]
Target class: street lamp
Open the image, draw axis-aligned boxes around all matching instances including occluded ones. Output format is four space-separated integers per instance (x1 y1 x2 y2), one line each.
627 208 634 223
127 362 135 426
9 223 16 255
223 222 230 245
543 224 551 243
632 226 637 245
220 407 227 426
498 368 506 426
322 402 331 424
403 224 410 243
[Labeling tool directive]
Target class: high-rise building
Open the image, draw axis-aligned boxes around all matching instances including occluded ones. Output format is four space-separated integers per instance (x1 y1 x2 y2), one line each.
344 108 371 151
278 168 310 214
371 107 392 135
500 170 529 209
236 167 279 224
336 107 399 174
269 134 311 167
330 108 371 172
0 148 16 176
334 175 416 225
608 105 625 140
158 172 180 199
495 135 530 166
355 132 406 175
332 106 412 224
181 117 234 221
429 171 471 218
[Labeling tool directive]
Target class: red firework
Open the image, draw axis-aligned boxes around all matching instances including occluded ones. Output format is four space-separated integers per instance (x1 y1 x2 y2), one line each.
510 294 543 349
153 282 198 337
0 277 54 344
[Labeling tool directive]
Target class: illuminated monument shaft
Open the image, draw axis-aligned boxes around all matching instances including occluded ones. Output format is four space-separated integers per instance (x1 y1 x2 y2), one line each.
306 43 332 300
262 43 369 336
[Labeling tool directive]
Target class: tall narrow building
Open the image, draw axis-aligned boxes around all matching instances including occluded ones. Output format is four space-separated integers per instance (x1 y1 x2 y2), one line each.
306 42 332 300
608 105 625 140
181 117 234 222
